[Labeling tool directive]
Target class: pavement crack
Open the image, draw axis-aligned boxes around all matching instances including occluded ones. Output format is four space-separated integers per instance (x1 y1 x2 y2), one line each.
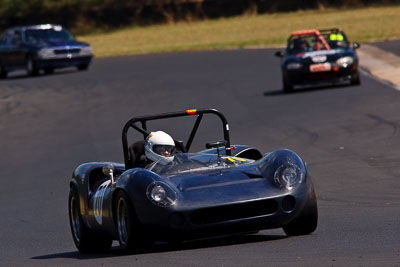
366 113 399 137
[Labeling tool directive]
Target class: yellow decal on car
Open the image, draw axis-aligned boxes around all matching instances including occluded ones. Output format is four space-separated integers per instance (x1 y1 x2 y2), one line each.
221 156 247 163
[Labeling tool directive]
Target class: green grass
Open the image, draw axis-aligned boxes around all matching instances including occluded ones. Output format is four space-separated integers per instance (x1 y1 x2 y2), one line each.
77 5 400 58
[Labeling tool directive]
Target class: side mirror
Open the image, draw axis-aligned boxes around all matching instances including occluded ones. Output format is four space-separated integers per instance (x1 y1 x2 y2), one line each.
275 51 284 58
352 42 360 49
205 140 228 149
205 140 228 159
102 164 115 185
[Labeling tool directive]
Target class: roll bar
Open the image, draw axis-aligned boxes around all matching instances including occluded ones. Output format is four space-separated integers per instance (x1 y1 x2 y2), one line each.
122 108 231 169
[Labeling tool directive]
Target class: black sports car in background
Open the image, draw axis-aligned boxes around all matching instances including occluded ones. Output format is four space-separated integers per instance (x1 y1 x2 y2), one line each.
68 108 318 253
0 24 93 78
275 28 360 92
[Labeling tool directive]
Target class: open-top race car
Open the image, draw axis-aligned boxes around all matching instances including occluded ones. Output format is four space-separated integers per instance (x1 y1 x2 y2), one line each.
68 108 318 252
275 28 360 92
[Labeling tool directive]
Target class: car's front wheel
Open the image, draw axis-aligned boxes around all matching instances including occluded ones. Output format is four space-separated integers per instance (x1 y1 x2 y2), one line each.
26 56 39 76
68 185 112 252
0 62 7 78
350 71 361 86
282 182 318 236
77 64 89 71
44 67 54 74
283 77 294 93
115 190 150 252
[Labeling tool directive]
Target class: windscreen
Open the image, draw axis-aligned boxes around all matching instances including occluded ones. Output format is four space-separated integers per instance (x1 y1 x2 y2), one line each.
287 34 326 54
287 32 349 54
25 28 74 42
146 153 254 176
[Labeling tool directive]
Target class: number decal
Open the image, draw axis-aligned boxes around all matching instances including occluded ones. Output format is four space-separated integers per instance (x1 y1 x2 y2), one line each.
93 180 111 225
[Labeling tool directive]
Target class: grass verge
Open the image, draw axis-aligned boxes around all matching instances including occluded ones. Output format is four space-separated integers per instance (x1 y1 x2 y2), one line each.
78 5 400 58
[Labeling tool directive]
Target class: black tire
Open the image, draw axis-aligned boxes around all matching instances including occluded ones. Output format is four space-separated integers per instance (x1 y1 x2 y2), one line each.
0 62 7 78
44 67 54 74
350 71 361 86
68 185 112 253
115 190 150 252
283 77 294 93
77 64 89 71
26 56 39 76
282 182 318 236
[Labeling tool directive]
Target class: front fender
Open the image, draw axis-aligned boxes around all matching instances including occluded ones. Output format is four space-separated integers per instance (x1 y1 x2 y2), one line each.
115 168 175 208
259 149 307 181
70 163 102 223
258 149 313 215
70 162 124 226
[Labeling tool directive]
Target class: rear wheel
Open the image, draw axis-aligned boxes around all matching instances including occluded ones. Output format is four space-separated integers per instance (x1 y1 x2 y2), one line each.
115 190 150 252
26 56 39 76
68 186 112 252
283 183 318 236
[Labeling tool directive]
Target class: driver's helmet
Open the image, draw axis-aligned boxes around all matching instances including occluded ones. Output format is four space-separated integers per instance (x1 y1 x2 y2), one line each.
145 131 176 164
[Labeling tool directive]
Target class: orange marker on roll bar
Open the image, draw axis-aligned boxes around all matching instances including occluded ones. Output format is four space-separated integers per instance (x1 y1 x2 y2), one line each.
186 109 197 115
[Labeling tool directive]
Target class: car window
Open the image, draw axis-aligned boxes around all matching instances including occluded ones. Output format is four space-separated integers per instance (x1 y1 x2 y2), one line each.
24 28 74 42
3 37 12 45
287 35 326 54
10 31 22 45
0 34 16 46
0 36 6 45
287 37 311 54
287 33 347 54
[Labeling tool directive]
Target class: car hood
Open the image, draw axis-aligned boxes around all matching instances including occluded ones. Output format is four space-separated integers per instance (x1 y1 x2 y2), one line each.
167 166 285 206
168 166 262 192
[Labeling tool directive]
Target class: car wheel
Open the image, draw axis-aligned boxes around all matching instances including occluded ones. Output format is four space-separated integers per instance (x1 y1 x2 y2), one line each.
77 64 89 71
115 190 150 252
0 62 7 78
26 56 39 76
282 182 318 236
68 185 112 252
283 77 294 93
350 71 361 86
44 67 54 74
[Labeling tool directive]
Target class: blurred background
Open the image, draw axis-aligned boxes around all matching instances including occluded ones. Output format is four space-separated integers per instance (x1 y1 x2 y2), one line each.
1 0 400 34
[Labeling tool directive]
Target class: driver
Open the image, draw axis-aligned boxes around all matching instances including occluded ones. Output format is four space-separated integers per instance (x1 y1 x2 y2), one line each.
292 37 310 53
144 131 176 165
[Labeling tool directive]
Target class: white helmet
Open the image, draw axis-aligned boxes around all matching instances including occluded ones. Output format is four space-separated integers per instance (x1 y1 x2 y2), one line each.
145 131 176 164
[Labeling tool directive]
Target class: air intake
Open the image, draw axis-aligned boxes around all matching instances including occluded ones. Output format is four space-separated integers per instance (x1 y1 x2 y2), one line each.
190 199 278 225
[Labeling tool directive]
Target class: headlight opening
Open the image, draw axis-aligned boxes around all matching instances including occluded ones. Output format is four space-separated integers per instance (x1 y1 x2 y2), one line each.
336 56 354 68
38 48 54 59
80 46 93 56
286 62 302 70
146 181 177 206
274 163 304 190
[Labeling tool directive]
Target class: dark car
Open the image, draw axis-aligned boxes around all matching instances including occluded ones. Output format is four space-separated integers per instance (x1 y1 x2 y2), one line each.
0 24 93 78
68 108 318 253
275 28 360 93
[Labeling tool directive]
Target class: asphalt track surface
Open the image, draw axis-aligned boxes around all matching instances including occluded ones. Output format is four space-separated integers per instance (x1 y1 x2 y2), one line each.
372 39 400 57
1 48 400 266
